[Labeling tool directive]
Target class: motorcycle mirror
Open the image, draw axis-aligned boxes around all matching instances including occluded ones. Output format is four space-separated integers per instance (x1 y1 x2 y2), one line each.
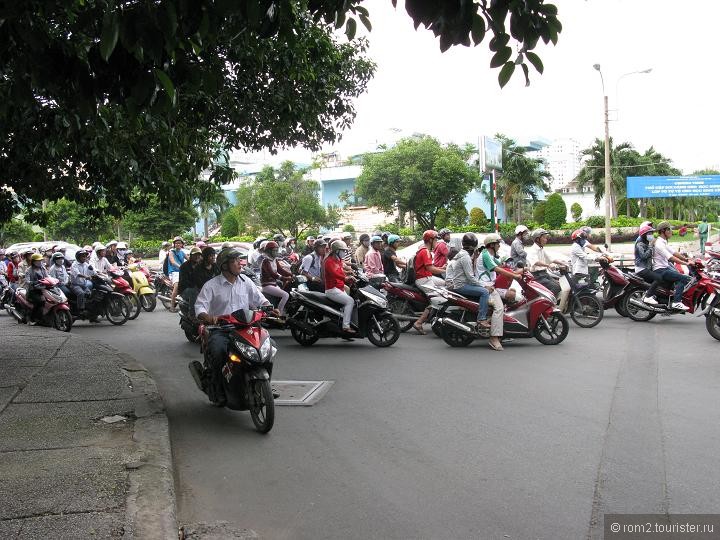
604 243 609 249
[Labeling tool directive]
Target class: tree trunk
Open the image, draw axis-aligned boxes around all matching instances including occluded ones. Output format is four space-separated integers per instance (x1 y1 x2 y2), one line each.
639 198 646 218
625 198 630 217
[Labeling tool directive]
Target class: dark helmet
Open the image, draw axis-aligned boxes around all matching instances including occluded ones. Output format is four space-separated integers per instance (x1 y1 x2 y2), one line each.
75 249 88 261
438 228 451 238
253 237 267 249
201 246 216 261
216 248 242 270
273 233 285 243
51 252 65 263
359 233 370 243
462 233 478 248
314 239 327 250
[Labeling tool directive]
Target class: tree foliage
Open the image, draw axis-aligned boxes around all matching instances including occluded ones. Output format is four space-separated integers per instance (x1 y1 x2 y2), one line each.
235 162 336 237
41 199 116 244
543 193 566 228
122 195 197 240
356 136 481 230
0 219 35 246
570 202 583 222
469 207 488 229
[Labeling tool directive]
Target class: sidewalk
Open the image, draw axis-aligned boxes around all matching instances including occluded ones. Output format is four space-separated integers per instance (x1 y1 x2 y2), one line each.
0 319 177 539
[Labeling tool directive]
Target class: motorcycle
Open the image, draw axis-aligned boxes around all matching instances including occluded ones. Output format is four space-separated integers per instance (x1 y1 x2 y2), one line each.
8 276 73 332
623 260 720 326
153 272 174 310
67 273 131 325
557 267 604 328
383 279 430 332
261 274 309 331
435 269 569 347
287 269 401 347
125 262 157 312
598 258 631 317
109 266 140 320
188 307 278 433
0 273 11 310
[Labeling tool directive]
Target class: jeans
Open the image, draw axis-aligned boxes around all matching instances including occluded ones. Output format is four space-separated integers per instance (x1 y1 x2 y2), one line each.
453 284 489 321
635 268 662 298
71 282 92 310
208 329 231 402
657 266 691 302
325 287 355 328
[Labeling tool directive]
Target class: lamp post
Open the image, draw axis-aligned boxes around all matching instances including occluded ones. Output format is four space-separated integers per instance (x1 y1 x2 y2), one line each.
593 64 612 247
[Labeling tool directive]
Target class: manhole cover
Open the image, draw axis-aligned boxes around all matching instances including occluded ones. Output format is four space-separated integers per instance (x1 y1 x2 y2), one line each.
272 380 333 406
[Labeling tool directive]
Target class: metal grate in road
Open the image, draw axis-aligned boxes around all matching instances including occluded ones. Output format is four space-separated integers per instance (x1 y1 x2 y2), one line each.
272 380 333 406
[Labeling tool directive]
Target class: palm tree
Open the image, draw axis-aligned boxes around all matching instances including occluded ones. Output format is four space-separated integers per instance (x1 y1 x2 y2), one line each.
195 182 231 238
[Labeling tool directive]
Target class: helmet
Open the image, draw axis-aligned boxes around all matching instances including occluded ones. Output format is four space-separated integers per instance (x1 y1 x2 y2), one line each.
95 244 106 253
273 234 285 242
306 236 315 242
387 234 401 246
359 233 370 243
422 230 439 243
341 232 352 240
92 241 104 250
514 225 529 235
216 248 242 270
195 241 207 249
75 249 88 261
483 233 501 246
189 247 202 255
640 220 653 230
30 253 43 262
117 242 127 249
201 246 216 260
258 240 268 251
264 241 279 251
438 228 451 237
106 240 118 247
314 239 327 249
462 233 478 248
51 252 65 262
581 226 592 235
330 240 348 253
571 229 585 240
221 242 232 249
162 241 171 248
656 221 672 232
531 228 549 240
253 237 266 249
381 232 390 240
638 223 655 236
370 235 382 243
105 242 116 250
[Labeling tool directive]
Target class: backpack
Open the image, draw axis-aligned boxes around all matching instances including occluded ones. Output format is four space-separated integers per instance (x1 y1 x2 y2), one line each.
162 254 169 275
403 254 416 284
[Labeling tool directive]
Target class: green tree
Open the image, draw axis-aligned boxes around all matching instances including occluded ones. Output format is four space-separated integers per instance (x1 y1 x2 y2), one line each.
616 198 639 217
356 136 481 230
237 162 335 238
469 207 488 229
123 195 197 240
543 193 567 228
0 219 35 246
221 210 240 238
533 201 547 224
0 1 562 223
570 202 583 222
196 181 231 239
490 134 552 223
42 199 115 244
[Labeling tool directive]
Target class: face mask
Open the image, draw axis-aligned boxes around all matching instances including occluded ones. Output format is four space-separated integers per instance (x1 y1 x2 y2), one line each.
645 233 654 242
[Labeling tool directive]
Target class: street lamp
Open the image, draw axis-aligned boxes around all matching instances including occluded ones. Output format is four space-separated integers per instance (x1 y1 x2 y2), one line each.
593 64 652 248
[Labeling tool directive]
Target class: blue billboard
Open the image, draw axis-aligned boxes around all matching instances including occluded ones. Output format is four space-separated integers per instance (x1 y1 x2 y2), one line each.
627 175 720 198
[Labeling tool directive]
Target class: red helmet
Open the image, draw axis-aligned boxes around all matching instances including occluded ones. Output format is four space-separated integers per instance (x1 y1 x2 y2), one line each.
422 230 439 243
264 241 279 251
638 223 655 236
571 229 585 240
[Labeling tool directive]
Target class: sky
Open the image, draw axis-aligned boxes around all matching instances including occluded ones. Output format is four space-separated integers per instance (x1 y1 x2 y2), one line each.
235 0 720 174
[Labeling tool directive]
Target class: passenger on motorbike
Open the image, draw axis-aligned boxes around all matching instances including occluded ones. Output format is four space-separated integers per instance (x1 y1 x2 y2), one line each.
106 240 120 265
302 236 315 257
412 230 446 334
167 236 186 312
478 233 523 304
70 249 93 312
382 234 406 282
17 249 33 287
26 254 49 323
260 241 293 316
116 242 129 266
6 252 20 288
248 238 267 273
0 249 7 276
364 236 385 277
527 228 570 308
178 247 203 315
323 241 357 333
48 252 71 297
445 233 504 349
340 233 354 266
570 229 609 282
195 248 274 404
193 247 220 291
355 234 371 266
159 241 171 266
300 239 327 292
433 229 452 268
634 223 662 305
510 225 530 268
652 221 691 311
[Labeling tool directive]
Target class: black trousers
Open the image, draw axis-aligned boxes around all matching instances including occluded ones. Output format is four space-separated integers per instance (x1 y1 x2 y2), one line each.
636 268 662 298
532 271 561 297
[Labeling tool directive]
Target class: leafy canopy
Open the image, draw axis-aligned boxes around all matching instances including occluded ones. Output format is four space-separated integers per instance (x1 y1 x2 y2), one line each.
543 193 566 228
355 136 482 230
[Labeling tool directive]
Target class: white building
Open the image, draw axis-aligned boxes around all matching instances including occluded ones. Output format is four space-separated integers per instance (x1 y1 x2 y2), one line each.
558 179 606 221
529 138 583 192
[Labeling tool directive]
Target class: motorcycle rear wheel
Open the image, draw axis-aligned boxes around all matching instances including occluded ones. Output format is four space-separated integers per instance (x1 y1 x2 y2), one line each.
140 293 157 312
53 310 72 332
623 289 657 322
249 379 275 434
291 325 319 347
106 296 130 325
706 311 720 341
184 329 198 343
388 298 416 332
534 313 569 345
126 293 141 320
570 294 604 328
366 312 401 347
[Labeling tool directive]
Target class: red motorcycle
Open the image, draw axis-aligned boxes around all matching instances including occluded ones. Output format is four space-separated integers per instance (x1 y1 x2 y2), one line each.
108 266 140 320
623 260 720 331
9 276 73 332
188 307 277 433
598 258 631 317
436 270 569 347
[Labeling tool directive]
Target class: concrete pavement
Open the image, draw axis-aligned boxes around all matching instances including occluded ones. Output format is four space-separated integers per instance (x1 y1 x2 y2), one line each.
0 318 176 539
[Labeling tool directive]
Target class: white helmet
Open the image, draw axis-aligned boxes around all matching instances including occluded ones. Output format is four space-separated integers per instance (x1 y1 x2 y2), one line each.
483 233 502 246
92 241 105 250
514 225 529 235
330 240 348 253
117 242 127 249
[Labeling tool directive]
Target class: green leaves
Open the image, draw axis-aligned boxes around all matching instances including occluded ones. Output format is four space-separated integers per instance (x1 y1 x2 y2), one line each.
345 18 357 39
498 62 515 88
490 46 512 68
525 51 544 74
154 69 176 105
99 10 119 62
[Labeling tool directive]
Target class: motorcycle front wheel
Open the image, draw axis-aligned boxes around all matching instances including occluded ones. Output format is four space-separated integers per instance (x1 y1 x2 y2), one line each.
249 379 275 434
623 289 657 322
570 294 604 328
366 312 401 347
534 313 569 345
140 293 157 312
706 310 720 341
53 310 73 332
106 296 130 325
126 293 141 320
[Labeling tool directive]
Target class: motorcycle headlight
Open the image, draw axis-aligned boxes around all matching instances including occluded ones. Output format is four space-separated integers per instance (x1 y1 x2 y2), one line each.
260 338 273 361
232 338 260 362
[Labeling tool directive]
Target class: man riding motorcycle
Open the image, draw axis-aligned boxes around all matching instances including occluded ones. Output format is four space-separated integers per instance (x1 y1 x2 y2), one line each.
300 239 327 292
651 221 691 311
70 249 94 312
527 228 570 309
48 252 71 298
510 225 530 268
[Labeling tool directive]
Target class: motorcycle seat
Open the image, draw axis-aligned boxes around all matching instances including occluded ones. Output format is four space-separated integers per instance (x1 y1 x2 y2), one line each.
297 291 347 309
392 282 424 294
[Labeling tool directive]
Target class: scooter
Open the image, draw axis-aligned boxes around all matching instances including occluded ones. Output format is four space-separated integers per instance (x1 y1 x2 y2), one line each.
597 258 631 317
125 262 157 312
188 307 278 434
557 267 604 328
67 273 131 325
109 266 140 320
383 278 430 332
261 275 309 331
287 269 401 347
8 277 73 332
153 272 174 310
436 269 569 347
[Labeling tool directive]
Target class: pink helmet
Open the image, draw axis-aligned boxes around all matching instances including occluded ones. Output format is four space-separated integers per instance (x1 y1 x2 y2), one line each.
571 229 585 240
638 223 655 236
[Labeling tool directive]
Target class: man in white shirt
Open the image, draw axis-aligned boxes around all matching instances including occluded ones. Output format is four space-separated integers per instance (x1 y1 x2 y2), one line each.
527 228 569 304
300 239 327 292
652 221 691 311
194 248 274 404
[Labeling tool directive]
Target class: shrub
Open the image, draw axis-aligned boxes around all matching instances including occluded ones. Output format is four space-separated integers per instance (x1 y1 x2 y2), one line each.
342 224 355 232
616 198 640 217
571 202 583 221
221 211 240 237
469 207 488 229
532 201 546 224
544 193 567 229
585 215 605 228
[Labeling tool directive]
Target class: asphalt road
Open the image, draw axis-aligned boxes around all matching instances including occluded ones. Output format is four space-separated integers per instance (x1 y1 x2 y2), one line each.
71 305 720 540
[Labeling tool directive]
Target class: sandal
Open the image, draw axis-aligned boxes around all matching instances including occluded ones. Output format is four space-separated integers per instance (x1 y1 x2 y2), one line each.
477 320 491 328
489 340 504 351
413 322 427 335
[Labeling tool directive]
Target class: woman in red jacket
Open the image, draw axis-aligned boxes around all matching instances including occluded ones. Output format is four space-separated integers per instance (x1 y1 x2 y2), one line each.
324 240 356 333
260 241 293 316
